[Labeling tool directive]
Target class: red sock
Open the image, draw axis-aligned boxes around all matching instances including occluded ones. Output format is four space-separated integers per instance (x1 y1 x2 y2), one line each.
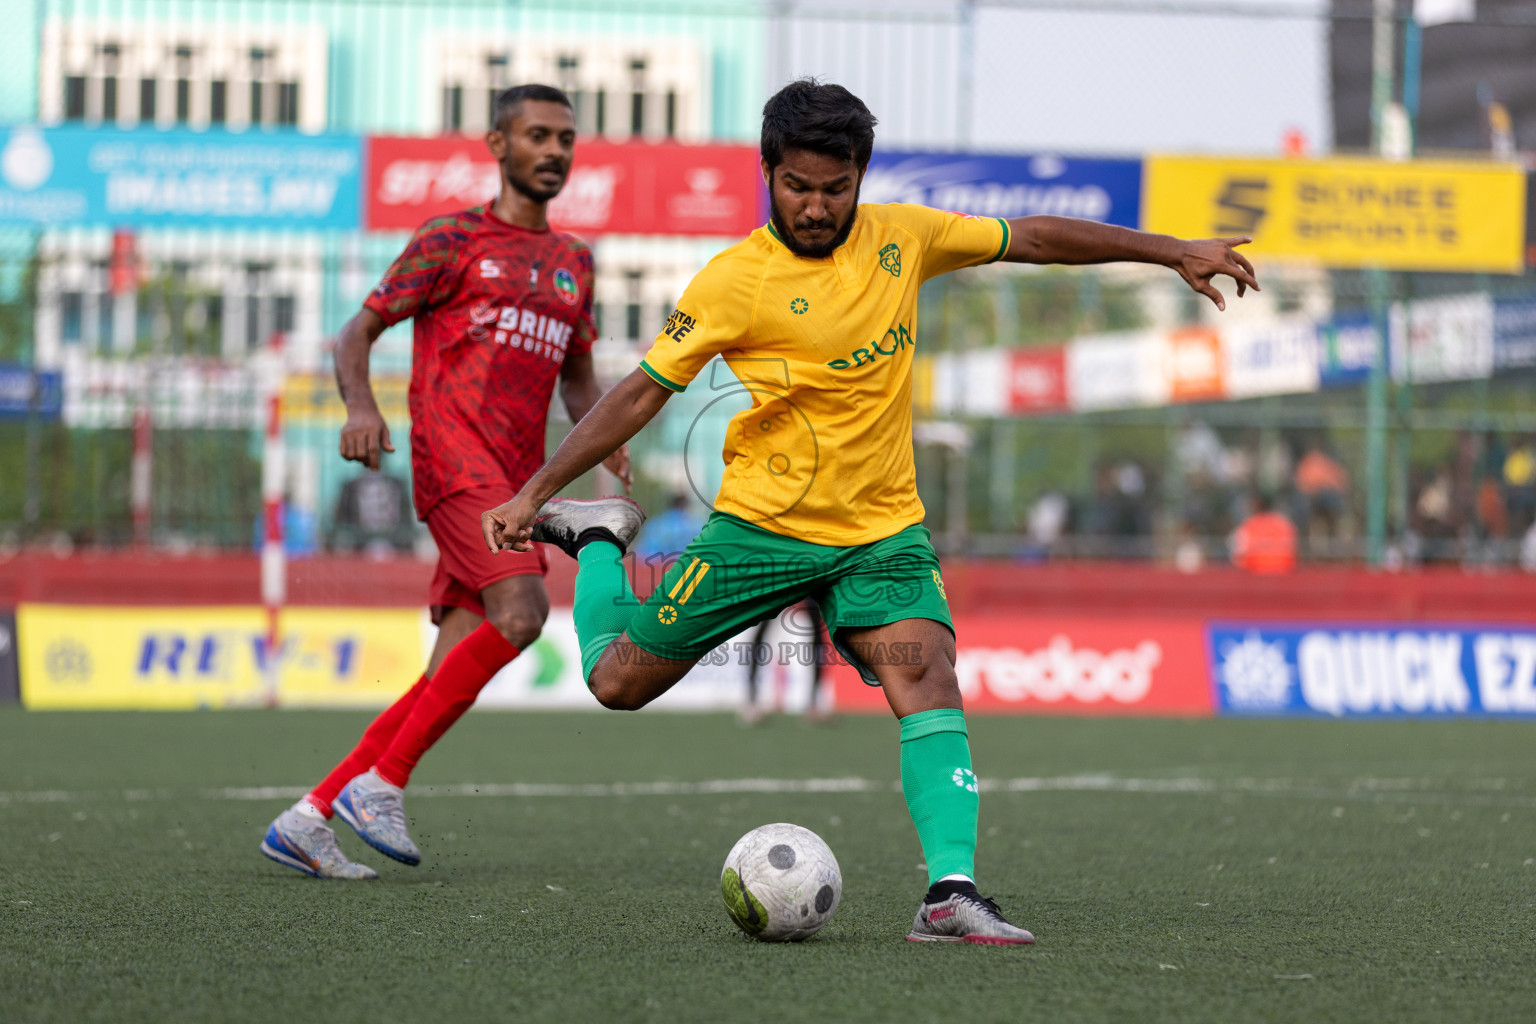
305 673 432 817
373 623 520 788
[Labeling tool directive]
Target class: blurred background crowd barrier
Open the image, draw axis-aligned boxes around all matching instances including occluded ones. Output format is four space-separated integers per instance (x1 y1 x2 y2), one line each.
0 0 1533 571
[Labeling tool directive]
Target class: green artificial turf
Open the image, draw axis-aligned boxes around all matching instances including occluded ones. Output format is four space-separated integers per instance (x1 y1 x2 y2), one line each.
2 709 1535 1023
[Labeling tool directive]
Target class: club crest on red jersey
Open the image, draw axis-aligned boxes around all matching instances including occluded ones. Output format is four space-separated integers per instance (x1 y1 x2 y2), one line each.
553 267 579 305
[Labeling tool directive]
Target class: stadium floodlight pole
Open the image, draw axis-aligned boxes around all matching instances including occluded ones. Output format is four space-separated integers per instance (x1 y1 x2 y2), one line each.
1362 0 1396 567
260 332 287 709
957 0 975 147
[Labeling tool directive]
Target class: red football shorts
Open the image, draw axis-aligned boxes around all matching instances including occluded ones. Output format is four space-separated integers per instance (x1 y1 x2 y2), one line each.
425 485 548 623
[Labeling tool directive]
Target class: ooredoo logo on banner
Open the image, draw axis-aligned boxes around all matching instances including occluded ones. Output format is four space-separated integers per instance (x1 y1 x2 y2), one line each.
833 616 1212 715
365 136 761 236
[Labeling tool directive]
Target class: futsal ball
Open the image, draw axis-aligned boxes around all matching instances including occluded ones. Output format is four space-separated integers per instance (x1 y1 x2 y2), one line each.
720 823 842 942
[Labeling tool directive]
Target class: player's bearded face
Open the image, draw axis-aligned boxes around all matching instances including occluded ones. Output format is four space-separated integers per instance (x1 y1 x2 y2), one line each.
494 100 576 204
766 150 862 259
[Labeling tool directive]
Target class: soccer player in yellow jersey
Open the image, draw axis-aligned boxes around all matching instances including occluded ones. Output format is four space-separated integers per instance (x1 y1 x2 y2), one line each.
482 79 1260 944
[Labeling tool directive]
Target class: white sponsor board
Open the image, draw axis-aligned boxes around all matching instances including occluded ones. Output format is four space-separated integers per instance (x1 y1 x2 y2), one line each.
1389 293 1495 384
1066 331 1169 411
465 609 823 712
1222 317 1321 399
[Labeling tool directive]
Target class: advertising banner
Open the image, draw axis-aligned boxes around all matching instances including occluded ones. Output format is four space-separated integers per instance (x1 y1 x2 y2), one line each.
1066 331 1168 411
862 150 1142 228
1493 297 1536 371
1162 326 1225 403
1142 155 1526 273
1006 346 1069 414
1317 314 1381 388
1389 292 1494 383
1209 624 1536 717
0 366 63 420
0 125 361 229
17 605 424 709
832 616 1213 716
1222 317 1320 399
15 604 790 712
365 136 761 236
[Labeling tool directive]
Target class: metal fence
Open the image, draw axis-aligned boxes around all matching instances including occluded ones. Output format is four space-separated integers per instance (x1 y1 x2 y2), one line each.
1 0 1533 568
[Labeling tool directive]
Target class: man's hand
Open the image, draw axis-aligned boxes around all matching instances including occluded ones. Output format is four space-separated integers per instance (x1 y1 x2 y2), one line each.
1173 236 1261 312
340 407 394 471
602 443 633 494
482 492 542 553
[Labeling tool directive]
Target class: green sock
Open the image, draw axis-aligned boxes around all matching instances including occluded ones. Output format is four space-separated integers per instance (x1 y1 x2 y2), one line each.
572 541 641 684
899 708 979 886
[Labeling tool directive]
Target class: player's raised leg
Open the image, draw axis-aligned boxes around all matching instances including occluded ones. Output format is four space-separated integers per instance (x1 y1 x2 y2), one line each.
526 496 699 708
841 616 1033 945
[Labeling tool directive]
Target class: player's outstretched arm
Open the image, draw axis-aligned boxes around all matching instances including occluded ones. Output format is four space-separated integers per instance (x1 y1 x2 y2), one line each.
333 307 394 470
1001 216 1260 312
482 368 673 552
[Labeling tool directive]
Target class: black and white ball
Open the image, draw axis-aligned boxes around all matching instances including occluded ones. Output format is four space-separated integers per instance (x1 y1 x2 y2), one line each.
720 823 842 941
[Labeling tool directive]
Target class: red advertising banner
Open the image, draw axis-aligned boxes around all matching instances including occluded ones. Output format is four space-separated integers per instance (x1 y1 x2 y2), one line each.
832 615 1213 716
1006 346 1068 413
365 136 763 237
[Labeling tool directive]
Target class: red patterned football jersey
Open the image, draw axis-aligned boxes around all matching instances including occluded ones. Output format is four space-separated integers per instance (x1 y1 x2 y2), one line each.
364 205 596 518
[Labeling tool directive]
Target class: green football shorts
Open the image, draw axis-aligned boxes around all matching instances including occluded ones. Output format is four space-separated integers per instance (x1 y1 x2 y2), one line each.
625 512 954 684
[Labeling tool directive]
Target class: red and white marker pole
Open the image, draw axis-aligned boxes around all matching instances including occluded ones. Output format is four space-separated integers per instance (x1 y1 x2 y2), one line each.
260 333 287 708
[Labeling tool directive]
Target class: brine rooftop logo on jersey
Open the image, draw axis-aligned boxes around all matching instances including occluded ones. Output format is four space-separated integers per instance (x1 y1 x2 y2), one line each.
470 303 574 363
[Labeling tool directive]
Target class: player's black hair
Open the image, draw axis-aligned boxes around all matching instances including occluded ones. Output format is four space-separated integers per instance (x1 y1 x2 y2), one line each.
493 84 573 131
760 78 877 173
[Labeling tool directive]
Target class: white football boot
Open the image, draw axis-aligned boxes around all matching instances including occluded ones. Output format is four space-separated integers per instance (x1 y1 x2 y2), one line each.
260 807 379 880
907 887 1035 945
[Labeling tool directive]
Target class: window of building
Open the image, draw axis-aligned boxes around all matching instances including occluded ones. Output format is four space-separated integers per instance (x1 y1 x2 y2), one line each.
42 21 328 131
432 34 707 140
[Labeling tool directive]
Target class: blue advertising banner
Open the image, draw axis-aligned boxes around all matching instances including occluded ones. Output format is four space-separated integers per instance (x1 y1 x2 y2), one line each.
861 150 1142 228
1493 297 1536 371
1316 314 1380 388
0 125 361 229
1209 624 1536 717
0 366 62 420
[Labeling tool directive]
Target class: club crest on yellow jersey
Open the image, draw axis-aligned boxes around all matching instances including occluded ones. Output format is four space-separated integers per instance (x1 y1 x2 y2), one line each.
879 243 902 277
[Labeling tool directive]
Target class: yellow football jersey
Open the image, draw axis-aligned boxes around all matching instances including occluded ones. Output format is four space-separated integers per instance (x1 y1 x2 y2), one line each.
640 203 1009 546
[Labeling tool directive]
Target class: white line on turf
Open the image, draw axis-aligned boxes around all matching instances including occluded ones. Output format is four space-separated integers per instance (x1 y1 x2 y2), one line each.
1 776 1534 808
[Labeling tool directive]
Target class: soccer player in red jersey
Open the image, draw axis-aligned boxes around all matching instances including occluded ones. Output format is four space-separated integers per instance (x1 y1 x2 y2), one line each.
260 84 630 879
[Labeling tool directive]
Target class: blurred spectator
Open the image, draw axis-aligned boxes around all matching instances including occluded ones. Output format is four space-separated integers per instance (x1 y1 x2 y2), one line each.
1176 419 1226 483
329 472 415 556
1477 431 1508 540
1017 490 1071 561
1413 469 1458 555
634 493 704 564
1230 492 1297 574
1521 521 1536 573
1293 441 1351 540
1256 433 1295 496
1503 436 1536 536
253 500 319 558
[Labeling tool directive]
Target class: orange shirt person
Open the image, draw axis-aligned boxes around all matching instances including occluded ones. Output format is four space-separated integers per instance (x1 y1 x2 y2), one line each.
1231 493 1297 574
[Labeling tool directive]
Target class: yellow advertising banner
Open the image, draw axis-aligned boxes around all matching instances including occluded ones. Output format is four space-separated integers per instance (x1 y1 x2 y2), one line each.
1143 156 1526 273
17 605 426 709
282 373 409 427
